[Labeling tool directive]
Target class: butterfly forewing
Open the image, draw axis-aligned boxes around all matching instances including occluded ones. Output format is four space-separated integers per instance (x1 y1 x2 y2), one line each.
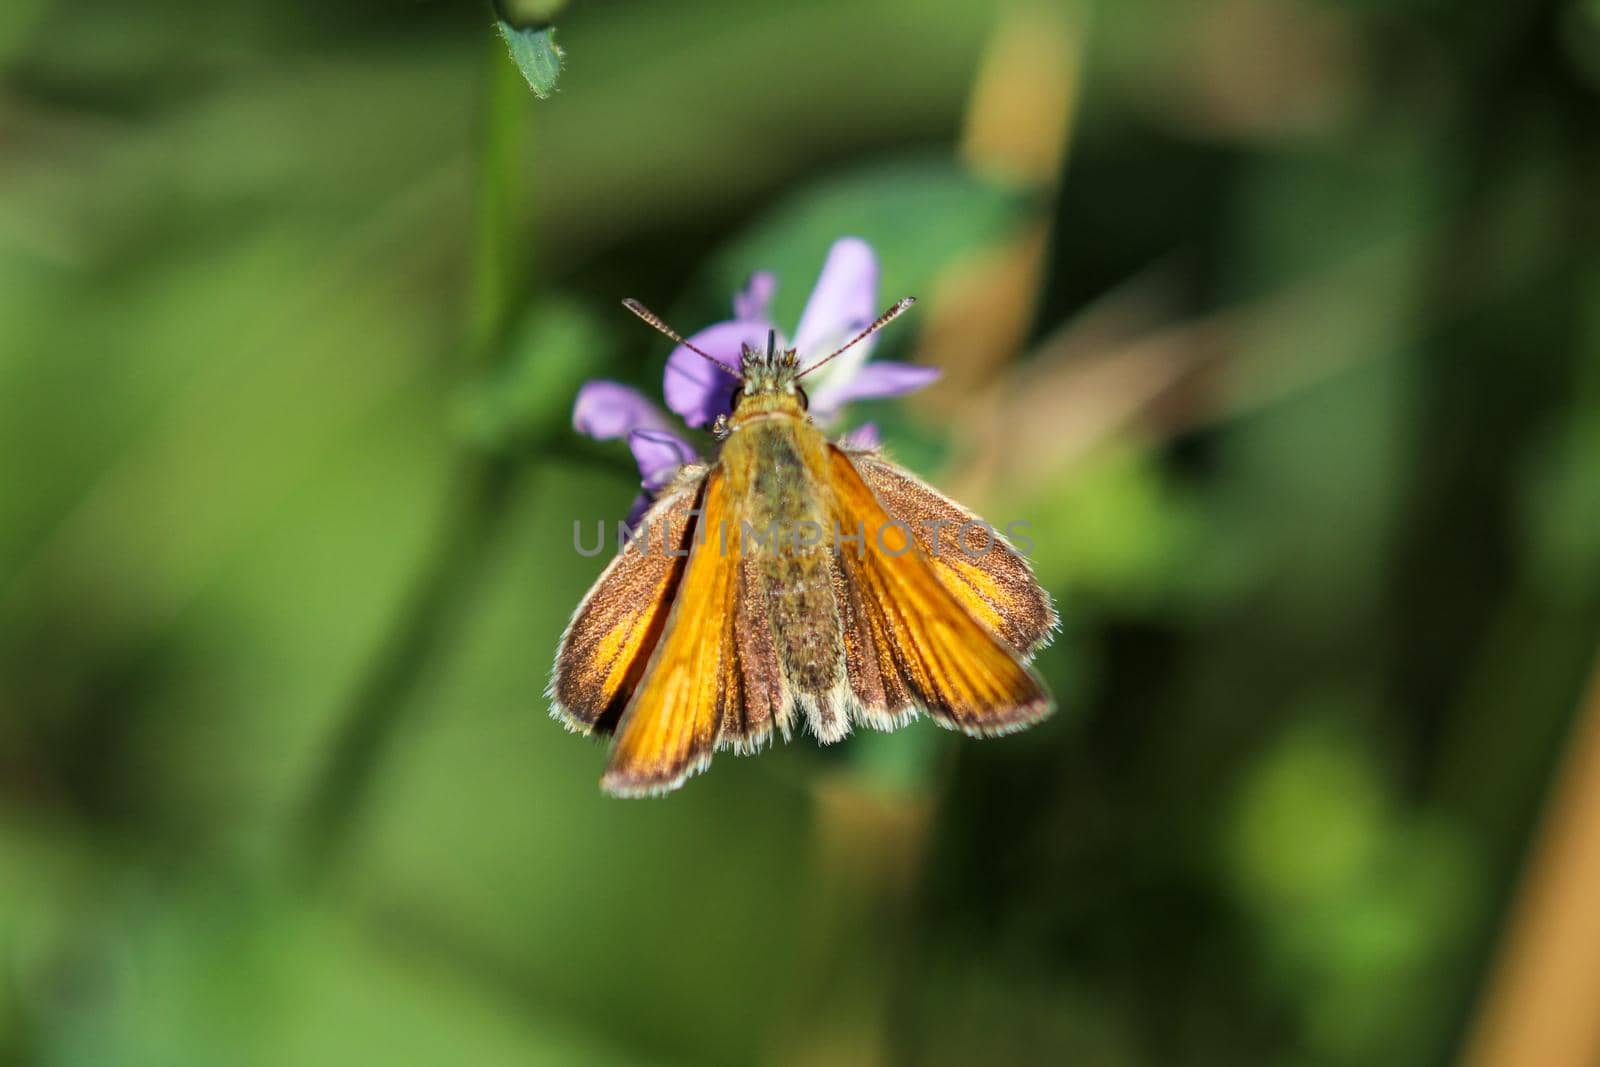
550 472 707 735
602 468 743 796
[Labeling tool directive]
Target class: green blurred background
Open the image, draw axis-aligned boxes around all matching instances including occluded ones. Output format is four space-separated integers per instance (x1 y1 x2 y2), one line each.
4 1 1600 1064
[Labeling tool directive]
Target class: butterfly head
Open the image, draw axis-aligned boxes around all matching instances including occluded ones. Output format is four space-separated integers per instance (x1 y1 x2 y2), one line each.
733 330 808 415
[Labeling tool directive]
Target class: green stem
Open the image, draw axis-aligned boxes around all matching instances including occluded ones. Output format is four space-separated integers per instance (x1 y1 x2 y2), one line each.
469 35 532 365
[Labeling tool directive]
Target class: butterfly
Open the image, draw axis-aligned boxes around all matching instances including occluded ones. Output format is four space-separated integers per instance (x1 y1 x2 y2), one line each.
550 297 1057 796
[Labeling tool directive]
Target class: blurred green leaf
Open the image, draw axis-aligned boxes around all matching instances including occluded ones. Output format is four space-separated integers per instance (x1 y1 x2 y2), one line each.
1022 447 1200 610
33 885 650 1067
0 0 48 63
1521 414 1600 605
0 817 100 1066
1225 701 1483 1065
1228 708 1387 912
1301 819 1478 1056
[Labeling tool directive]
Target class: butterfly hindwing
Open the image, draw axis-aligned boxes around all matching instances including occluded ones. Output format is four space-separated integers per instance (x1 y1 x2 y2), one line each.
828 445 1053 736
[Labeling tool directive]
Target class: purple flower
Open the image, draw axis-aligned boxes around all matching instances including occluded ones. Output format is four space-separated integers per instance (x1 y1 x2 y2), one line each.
838 422 881 450
571 380 695 526
572 237 939 520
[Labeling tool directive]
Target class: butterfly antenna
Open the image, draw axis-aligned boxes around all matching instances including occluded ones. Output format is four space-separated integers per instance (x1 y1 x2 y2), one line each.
621 299 729 370
797 297 917 378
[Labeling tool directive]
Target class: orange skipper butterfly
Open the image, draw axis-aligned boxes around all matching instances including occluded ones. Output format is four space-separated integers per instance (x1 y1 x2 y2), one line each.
551 297 1056 796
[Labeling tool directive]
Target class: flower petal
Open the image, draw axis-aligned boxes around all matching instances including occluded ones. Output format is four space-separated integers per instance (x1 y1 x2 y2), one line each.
792 237 879 364
628 427 699 491
623 492 652 531
734 271 777 322
572 380 674 441
839 422 881 450
663 319 771 428
810 361 940 421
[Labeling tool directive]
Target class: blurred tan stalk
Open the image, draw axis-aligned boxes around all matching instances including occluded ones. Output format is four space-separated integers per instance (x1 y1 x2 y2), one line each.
770 779 936 1067
773 6 1083 1066
917 0 1082 415
1460 649 1600 1067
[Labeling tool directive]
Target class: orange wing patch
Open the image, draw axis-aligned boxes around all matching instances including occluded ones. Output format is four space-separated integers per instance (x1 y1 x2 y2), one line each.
829 447 1052 736
603 469 742 796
